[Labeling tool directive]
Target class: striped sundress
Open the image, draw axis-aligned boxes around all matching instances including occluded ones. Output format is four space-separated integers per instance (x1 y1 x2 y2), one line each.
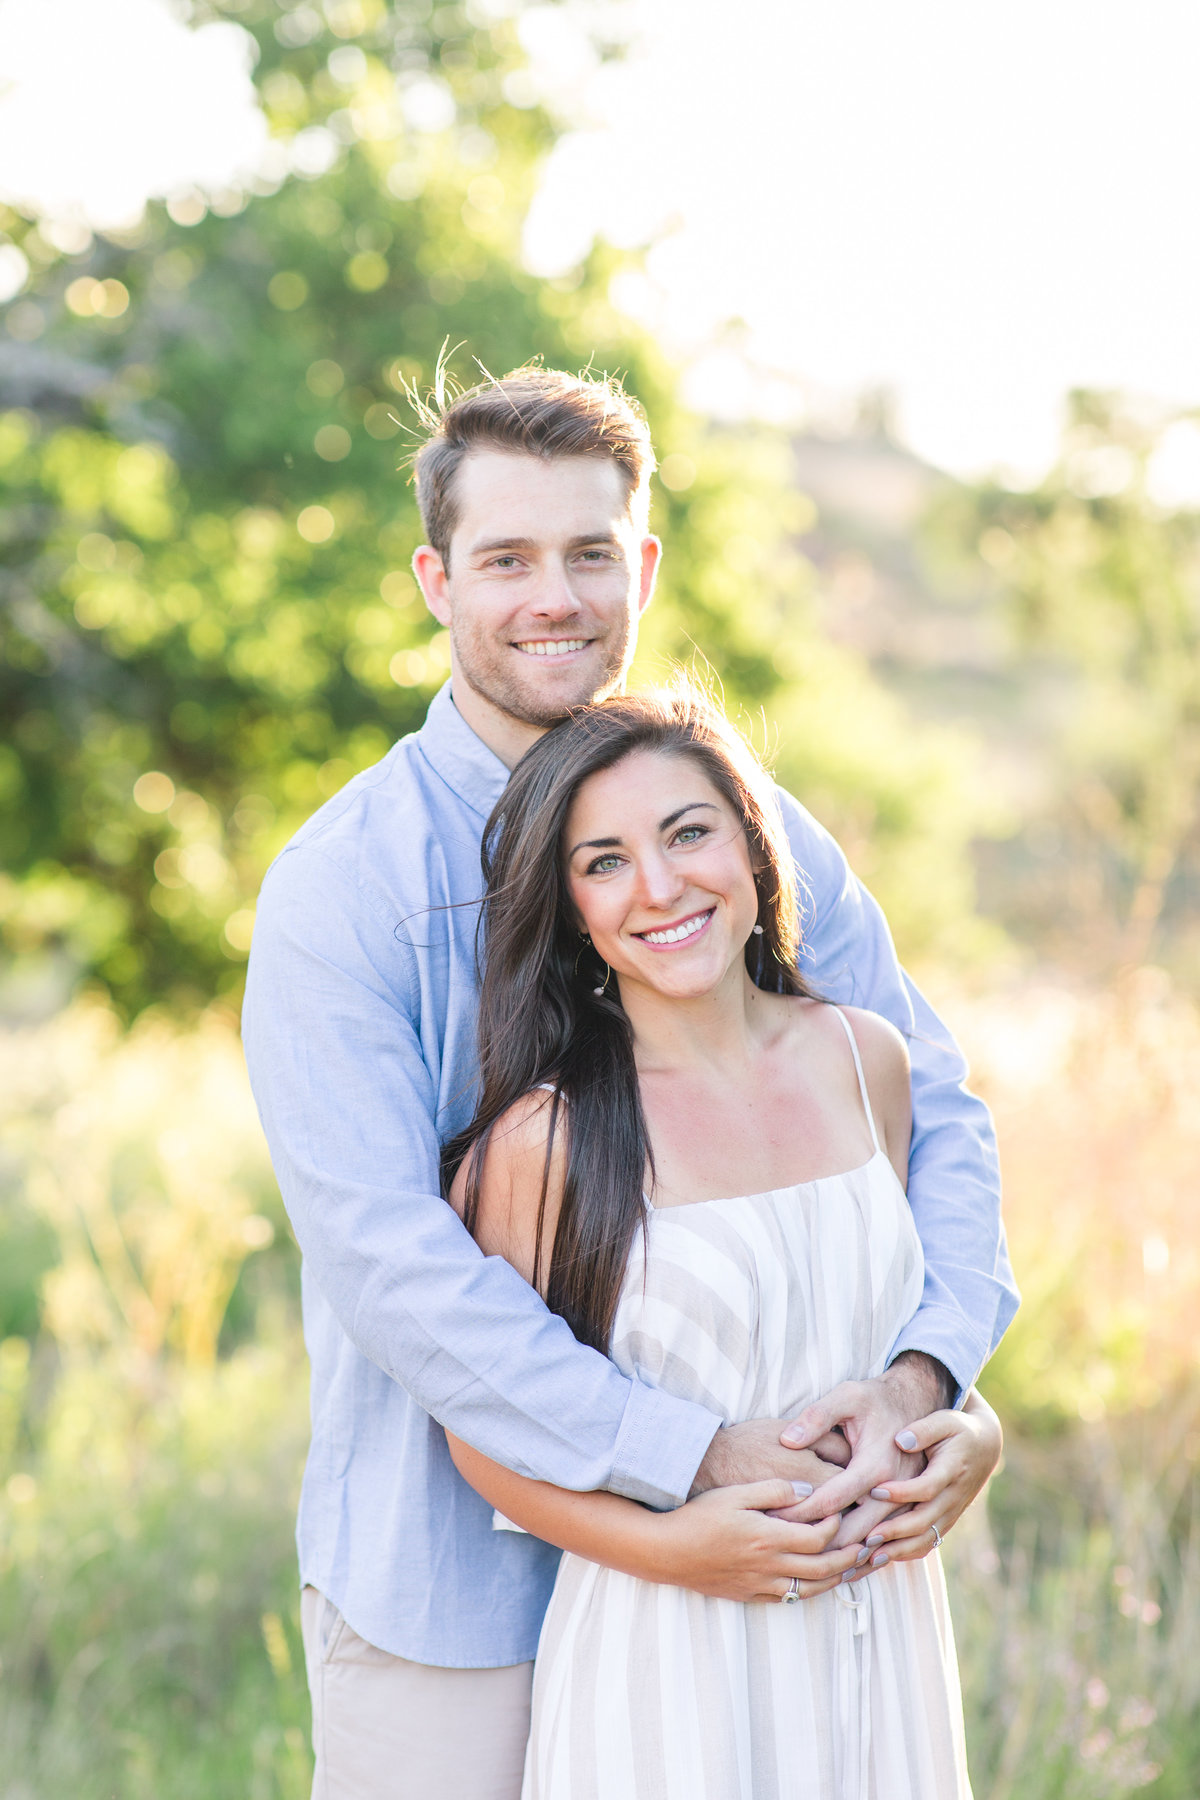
520 1008 973 1800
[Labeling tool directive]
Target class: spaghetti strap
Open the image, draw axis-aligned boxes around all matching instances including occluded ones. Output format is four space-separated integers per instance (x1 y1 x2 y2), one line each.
830 1006 881 1155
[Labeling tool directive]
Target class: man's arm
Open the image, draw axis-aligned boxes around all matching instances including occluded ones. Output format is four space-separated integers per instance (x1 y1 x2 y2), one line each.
777 788 1018 1397
766 790 1018 1519
242 845 720 1510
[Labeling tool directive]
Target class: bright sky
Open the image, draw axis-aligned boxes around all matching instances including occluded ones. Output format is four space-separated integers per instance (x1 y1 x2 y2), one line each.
3 0 1200 482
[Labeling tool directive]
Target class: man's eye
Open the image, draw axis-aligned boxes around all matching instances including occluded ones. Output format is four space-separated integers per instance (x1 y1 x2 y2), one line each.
492 556 520 569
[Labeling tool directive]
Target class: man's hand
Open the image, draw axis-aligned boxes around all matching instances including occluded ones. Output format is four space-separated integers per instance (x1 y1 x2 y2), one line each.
690 1417 851 1499
777 1353 955 1525
839 1387 1004 1579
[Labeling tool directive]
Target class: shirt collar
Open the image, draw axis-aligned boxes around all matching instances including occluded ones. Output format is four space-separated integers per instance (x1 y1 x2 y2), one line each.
416 681 510 822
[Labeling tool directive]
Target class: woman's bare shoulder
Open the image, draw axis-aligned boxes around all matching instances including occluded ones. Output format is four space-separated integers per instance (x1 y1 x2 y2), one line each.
836 1004 911 1078
448 1089 568 1287
836 1004 912 1179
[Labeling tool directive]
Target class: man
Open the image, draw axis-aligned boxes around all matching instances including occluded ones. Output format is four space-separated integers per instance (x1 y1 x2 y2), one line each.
242 367 1017 1799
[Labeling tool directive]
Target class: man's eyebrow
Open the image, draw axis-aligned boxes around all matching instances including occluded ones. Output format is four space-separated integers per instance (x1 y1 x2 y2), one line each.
569 803 720 860
468 531 624 557
468 536 536 556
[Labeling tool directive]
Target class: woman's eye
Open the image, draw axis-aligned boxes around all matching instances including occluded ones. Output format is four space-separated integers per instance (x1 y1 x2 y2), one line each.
675 825 707 845
586 854 622 875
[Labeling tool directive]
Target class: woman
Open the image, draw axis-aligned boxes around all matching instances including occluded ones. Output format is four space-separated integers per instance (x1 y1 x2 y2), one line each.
443 686 999 1799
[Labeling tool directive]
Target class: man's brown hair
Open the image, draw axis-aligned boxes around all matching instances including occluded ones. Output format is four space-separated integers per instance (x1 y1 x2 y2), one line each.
412 364 656 566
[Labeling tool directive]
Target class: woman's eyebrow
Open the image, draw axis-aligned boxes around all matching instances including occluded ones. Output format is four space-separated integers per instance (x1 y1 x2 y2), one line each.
569 834 621 857
659 801 721 831
569 803 720 859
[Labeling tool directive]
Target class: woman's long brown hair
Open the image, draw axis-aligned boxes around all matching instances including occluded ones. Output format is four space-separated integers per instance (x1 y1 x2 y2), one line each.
442 684 816 1354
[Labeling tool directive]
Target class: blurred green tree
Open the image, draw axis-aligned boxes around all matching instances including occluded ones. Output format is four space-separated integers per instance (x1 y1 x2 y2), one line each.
0 0 987 1015
930 391 1200 975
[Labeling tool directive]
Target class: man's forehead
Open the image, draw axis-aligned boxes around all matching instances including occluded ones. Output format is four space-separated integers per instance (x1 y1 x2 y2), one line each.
452 448 632 535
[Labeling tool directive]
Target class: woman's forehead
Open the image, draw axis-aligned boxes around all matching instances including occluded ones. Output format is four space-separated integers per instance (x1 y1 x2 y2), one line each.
566 748 731 825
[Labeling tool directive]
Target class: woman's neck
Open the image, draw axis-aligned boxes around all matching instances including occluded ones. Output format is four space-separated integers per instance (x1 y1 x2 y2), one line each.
617 963 775 1074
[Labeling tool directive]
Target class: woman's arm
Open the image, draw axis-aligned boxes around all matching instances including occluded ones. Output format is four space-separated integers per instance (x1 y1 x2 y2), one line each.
447 1432 862 1603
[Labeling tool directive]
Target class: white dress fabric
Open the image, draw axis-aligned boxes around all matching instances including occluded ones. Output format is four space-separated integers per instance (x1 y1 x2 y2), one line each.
521 1009 973 1800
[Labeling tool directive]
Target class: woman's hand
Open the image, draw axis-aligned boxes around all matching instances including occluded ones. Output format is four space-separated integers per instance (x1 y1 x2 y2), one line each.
648 1480 863 1603
841 1388 1002 1579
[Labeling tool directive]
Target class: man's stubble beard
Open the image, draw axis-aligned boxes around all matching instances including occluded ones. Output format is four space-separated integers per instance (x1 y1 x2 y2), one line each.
449 616 634 728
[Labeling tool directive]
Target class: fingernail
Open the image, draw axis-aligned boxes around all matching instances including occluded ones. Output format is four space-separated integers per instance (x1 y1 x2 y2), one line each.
869 1487 891 1501
896 1430 918 1452
871 1551 889 1569
840 1569 859 1584
855 1546 871 1565
865 1534 884 1547
790 1481 814 1497
780 1430 804 1448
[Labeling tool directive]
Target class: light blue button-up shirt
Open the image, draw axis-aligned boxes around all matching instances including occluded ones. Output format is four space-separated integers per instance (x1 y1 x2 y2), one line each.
242 683 1017 1668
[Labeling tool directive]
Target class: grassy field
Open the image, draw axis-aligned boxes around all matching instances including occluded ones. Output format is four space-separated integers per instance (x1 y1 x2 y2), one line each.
1 980 1196 1798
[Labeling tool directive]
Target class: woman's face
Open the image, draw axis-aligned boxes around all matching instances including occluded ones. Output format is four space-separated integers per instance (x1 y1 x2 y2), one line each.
563 748 760 1003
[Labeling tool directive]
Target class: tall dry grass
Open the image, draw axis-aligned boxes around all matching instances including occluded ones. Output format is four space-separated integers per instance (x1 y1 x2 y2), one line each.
936 969 1200 1796
0 976 1197 1795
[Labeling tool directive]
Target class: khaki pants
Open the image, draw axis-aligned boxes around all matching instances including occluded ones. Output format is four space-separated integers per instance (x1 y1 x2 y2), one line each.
300 1587 534 1800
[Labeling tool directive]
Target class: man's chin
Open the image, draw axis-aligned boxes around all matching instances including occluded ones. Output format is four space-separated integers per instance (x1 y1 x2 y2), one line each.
476 660 628 728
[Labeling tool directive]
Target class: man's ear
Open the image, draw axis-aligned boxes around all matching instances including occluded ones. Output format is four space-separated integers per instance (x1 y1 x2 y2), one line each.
412 544 451 627
636 535 662 616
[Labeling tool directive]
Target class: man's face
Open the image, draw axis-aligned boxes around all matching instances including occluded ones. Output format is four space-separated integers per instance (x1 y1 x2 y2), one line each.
413 451 659 754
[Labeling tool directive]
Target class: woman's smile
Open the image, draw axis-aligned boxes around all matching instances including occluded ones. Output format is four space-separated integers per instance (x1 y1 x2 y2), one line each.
633 907 715 949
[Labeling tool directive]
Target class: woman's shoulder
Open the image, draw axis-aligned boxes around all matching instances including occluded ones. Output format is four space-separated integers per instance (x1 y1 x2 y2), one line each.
492 1087 570 1172
828 1004 912 1178
776 994 908 1069
448 1088 568 1286
832 1003 911 1079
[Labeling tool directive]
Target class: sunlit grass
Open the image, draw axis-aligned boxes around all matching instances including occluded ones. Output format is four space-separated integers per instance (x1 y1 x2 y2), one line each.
1 981 1198 1795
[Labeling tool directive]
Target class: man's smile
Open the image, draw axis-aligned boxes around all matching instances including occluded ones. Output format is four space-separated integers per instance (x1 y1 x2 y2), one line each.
512 638 592 657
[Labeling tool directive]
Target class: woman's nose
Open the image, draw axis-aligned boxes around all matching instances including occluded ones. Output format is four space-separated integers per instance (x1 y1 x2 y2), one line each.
635 851 686 909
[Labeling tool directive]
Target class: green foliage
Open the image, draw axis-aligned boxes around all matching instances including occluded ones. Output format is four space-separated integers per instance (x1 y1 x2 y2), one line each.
0 0 990 1016
928 393 1200 976
0 1344 311 1800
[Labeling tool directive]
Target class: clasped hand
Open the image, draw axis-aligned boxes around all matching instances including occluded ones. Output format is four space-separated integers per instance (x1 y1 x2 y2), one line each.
680 1367 1001 1602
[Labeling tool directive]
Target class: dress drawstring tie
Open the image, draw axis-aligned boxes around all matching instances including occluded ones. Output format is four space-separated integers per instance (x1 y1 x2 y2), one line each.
834 1579 873 1800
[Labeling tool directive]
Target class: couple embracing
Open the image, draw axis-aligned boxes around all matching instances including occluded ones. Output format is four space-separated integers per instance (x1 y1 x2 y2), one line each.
243 366 1017 1800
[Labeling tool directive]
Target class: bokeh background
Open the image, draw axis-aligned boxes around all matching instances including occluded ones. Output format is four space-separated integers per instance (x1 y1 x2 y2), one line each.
2 2 1199 1794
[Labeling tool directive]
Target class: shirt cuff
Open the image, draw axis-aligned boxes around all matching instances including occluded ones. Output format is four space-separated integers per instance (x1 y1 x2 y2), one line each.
887 1308 989 1411
607 1378 722 1510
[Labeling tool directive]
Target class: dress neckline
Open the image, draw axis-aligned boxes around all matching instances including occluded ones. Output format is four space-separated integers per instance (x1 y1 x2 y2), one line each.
646 1145 902 1213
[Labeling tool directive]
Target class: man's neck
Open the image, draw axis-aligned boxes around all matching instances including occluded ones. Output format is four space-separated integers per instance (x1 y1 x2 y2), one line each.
448 678 546 772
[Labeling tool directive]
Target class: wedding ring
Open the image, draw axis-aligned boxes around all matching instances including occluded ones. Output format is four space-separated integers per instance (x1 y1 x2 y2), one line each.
930 1522 943 1550
781 1577 801 1605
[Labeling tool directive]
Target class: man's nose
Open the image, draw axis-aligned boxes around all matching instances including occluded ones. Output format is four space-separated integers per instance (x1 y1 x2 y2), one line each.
528 559 580 618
